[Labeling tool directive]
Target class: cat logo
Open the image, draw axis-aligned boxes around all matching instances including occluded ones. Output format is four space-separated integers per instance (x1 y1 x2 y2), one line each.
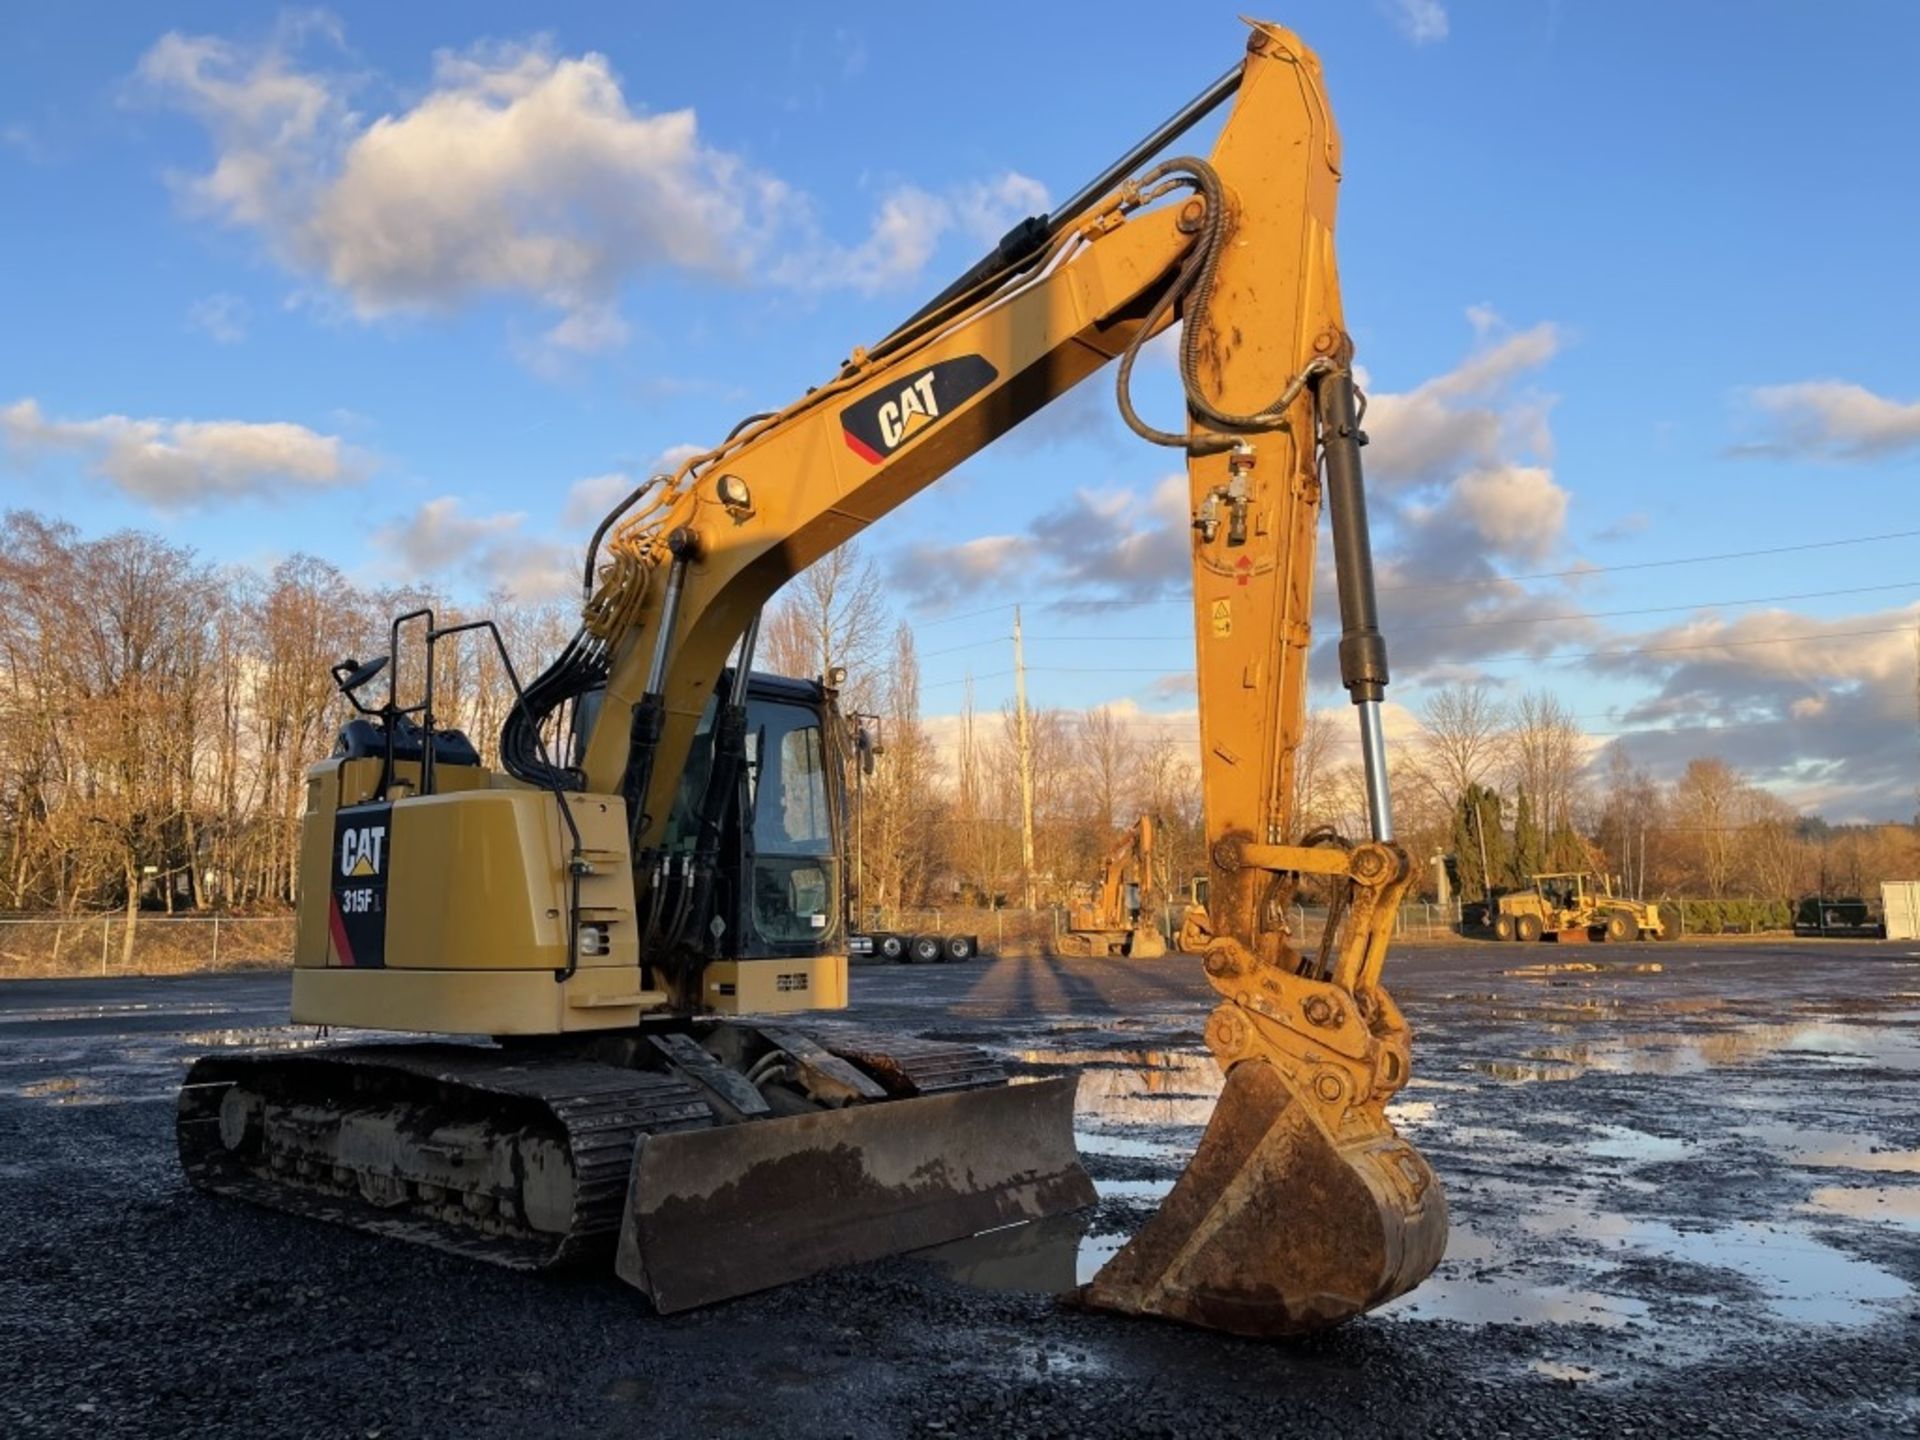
840 354 998 464
879 373 942 449
339 823 387 879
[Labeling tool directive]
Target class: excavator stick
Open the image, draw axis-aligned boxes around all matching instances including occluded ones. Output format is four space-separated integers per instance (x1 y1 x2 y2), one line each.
620 1076 1093 1312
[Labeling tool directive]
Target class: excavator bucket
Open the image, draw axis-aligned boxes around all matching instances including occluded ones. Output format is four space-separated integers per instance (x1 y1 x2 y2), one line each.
617 1076 1094 1312
1081 1057 1446 1336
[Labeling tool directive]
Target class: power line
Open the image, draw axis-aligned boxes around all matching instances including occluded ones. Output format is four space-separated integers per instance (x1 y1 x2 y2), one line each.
1404 579 1920 634
925 624 1915 687
902 525 1920 623
1375 527 1920 594
931 579 1919 655
917 582 1920 686
1470 623 1918 668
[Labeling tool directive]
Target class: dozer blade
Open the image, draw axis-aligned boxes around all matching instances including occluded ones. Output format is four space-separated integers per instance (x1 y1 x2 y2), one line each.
617 1075 1094 1312
1126 927 1167 960
1080 1057 1446 1336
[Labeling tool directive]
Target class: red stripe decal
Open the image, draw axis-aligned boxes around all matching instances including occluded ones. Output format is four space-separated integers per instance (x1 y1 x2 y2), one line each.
842 430 883 464
328 894 356 968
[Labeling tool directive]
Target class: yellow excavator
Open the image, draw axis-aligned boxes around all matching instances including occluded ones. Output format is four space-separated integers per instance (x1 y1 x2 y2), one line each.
1057 815 1166 959
178 19 1445 1337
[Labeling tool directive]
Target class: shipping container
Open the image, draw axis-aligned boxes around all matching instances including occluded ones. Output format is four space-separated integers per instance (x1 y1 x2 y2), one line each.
1882 881 1920 941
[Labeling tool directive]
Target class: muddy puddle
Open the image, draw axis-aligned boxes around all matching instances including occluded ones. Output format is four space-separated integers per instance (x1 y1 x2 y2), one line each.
928 1019 1920 1363
0 1000 235 1026
1467 1017 1920 1081
0 1024 359 1106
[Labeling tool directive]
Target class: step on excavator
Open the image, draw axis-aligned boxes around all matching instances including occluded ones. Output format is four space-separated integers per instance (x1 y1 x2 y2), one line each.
1056 815 1166 959
178 18 1446 1337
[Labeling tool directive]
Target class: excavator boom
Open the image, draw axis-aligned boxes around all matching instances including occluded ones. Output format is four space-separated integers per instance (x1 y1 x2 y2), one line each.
561 17 1445 1332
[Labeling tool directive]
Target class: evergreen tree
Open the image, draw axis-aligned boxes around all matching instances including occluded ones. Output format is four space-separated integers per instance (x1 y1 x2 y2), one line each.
1450 784 1508 901
1548 817 1587 873
1510 786 1545 887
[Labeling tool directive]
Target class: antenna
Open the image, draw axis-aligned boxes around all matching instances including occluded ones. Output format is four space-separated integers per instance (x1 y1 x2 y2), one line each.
1014 606 1037 908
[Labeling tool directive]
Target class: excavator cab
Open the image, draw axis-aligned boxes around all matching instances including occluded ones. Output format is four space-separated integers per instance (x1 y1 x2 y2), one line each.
591 671 847 973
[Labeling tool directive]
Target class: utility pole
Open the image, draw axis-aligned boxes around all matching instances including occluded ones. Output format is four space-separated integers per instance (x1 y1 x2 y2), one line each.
1013 606 1037 909
1471 788 1493 902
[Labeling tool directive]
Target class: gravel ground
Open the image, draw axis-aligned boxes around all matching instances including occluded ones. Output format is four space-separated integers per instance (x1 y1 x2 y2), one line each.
3 943 1918 1438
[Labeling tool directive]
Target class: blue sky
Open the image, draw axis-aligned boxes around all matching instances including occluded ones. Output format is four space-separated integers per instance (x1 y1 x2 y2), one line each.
3 2 1917 818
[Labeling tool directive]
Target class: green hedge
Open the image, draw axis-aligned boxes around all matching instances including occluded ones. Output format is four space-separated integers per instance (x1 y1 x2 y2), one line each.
1669 898 1793 935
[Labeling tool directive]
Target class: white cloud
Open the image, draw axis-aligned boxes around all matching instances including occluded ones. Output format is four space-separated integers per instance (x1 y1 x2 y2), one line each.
559 443 702 530
786 185 951 294
0 397 355 506
187 292 248 343
1362 321 1560 491
888 533 1033 610
954 172 1050 247
563 473 640 532
372 496 577 602
1590 603 1920 821
1385 0 1449 45
1444 464 1569 563
1595 606 1918 690
777 171 1050 295
1736 380 1920 460
891 470 1191 612
138 25 1046 339
377 495 520 572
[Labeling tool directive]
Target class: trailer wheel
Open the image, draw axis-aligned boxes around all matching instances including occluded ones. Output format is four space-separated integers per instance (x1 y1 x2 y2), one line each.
1516 914 1544 943
945 934 976 962
1603 913 1631 943
910 934 943 964
1492 914 1515 942
877 933 907 962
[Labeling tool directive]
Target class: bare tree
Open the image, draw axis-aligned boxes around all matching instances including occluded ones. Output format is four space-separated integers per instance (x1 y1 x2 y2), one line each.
1506 689 1585 846
1742 788 1808 902
760 543 887 705
1670 757 1744 898
1594 743 1662 898
1410 683 1510 813
1075 706 1138 844
1289 708 1340 835
863 623 938 912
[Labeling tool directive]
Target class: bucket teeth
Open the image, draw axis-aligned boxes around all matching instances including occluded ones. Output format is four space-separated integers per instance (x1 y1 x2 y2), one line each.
1079 1057 1446 1336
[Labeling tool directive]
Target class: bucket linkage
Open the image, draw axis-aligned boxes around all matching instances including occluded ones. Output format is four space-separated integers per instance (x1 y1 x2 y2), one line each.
1081 836 1447 1335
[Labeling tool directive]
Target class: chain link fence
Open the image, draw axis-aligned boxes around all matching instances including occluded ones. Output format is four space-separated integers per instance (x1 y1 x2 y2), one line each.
0 897 1487 981
857 899 1474 958
0 916 296 980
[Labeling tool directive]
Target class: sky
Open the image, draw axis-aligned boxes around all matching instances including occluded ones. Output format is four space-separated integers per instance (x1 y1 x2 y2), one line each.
2 2 1917 821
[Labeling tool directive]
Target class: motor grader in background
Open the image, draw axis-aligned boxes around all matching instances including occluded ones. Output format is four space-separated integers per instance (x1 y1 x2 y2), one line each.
1055 815 1167 959
177 19 1446 1337
1491 871 1669 942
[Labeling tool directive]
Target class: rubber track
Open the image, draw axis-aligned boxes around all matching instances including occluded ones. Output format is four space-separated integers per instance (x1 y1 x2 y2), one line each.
178 1044 711 1270
817 1030 1006 1096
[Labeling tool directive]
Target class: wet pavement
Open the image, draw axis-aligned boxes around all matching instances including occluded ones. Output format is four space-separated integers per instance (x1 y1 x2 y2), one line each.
2 943 1918 1437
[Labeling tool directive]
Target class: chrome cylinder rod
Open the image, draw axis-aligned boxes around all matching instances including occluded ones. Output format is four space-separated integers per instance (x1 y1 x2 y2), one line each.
1357 699 1394 842
1316 368 1395 844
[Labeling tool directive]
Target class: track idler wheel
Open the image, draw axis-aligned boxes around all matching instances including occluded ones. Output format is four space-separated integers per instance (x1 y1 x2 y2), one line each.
1079 1055 1446 1336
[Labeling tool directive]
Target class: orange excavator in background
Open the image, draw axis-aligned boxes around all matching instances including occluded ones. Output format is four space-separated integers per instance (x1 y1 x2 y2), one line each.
1057 815 1166 959
177 18 1446 1338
